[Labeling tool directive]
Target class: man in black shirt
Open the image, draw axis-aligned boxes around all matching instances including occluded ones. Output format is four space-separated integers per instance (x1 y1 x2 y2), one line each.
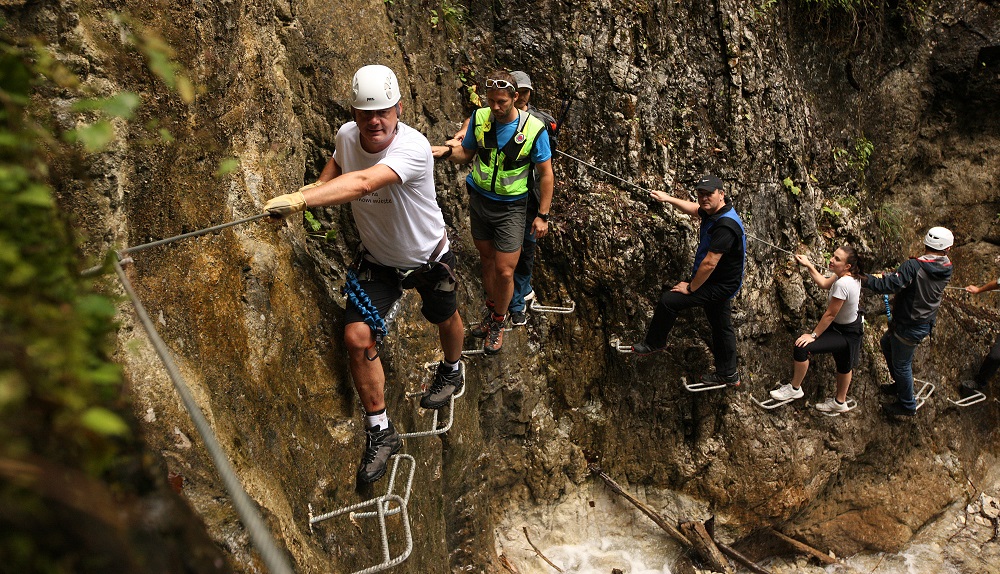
630 174 747 387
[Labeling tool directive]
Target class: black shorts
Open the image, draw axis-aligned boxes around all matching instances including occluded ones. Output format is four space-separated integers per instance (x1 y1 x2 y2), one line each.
344 250 459 326
468 183 528 253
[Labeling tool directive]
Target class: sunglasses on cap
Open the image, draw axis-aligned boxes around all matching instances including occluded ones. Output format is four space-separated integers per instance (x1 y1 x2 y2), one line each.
485 78 515 90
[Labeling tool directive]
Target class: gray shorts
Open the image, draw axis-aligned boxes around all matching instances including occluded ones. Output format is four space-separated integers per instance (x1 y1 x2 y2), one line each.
468 183 528 253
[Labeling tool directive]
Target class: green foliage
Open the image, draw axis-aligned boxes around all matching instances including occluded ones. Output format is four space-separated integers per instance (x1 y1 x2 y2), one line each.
303 210 322 232
215 157 240 178
303 211 337 241
0 41 129 479
798 0 871 13
783 176 801 196
876 203 904 241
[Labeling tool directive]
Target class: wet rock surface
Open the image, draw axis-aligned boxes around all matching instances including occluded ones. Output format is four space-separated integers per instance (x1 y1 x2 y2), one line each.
5 0 1000 571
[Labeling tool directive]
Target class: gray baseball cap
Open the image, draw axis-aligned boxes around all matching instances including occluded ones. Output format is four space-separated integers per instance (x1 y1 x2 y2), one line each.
511 70 532 91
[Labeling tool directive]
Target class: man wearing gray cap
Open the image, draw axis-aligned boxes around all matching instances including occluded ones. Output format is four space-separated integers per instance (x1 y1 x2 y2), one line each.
507 70 559 326
631 175 746 388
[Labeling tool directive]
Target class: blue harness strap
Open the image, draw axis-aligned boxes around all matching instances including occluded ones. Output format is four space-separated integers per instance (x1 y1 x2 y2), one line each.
342 269 387 361
884 294 892 321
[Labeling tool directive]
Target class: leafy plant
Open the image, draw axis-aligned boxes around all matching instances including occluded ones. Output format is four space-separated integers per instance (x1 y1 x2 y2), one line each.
783 176 801 196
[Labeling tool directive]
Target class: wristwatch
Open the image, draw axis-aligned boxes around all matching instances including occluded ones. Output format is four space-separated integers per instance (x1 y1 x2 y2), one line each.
811 332 818 339
537 212 549 222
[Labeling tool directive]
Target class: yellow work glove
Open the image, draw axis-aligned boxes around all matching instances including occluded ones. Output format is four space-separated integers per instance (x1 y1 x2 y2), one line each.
265 191 311 220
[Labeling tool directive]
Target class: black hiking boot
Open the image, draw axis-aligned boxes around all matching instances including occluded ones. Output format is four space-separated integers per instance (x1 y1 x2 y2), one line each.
701 371 741 388
356 422 402 484
510 309 528 326
959 380 987 399
878 383 898 397
420 362 465 409
882 401 916 418
630 341 667 356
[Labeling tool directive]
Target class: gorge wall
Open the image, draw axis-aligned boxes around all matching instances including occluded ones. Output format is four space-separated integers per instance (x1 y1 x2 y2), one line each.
6 0 1000 572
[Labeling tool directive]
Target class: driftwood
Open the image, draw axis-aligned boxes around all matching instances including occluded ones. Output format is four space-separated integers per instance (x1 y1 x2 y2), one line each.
716 541 773 574
768 528 837 565
522 527 564 573
590 465 771 574
589 465 692 547
680 521 734 574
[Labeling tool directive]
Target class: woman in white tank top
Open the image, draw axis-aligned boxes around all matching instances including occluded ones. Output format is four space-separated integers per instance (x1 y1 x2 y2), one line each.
770 246 864 413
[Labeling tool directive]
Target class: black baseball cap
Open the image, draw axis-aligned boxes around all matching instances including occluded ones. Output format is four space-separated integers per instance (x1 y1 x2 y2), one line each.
695 174 724 193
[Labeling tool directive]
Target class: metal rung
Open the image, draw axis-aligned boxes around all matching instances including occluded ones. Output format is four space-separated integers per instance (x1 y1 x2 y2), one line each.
308 456 415 574
400 364 466 438
530 298 575 314
609 338 633 353
820 397 859 417
461 348 485 356
948 391 986 407
682 376 726 393
751 394 796 410
914 379 935 410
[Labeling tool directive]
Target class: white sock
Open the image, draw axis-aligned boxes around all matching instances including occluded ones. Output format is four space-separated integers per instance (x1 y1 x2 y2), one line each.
442 359 460 372
365 409 389 431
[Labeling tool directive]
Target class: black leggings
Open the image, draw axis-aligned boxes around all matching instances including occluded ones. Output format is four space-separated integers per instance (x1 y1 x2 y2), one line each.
975 334 1000 387
793 326 854 374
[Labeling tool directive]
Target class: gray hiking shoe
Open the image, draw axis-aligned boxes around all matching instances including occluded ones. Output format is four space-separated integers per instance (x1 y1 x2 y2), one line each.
356 422 402 484
510 309 528 326
420 362 465 409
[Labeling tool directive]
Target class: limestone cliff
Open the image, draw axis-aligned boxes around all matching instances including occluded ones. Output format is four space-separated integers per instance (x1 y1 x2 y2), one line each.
5 0 999 572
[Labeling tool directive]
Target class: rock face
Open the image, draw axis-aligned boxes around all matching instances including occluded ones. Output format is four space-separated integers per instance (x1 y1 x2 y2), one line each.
6 0 1000 571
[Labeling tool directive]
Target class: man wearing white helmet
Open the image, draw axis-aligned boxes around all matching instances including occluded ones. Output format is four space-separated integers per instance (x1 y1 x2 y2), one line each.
264 65 465 483
863 226 954 417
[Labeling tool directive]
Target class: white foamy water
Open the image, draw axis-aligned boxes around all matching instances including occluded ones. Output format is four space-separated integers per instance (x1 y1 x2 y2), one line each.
497 482 989 574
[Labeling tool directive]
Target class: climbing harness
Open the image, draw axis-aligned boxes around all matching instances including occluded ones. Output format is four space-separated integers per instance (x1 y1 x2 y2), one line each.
343 269 389 361
308 454 415 574
89 215 293 574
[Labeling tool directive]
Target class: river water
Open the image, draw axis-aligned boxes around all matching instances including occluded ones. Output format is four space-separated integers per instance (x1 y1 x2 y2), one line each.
495 482 990 574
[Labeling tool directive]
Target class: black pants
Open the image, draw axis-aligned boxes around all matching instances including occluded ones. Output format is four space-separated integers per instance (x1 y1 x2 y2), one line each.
643 284 738 377
975 334 1000 387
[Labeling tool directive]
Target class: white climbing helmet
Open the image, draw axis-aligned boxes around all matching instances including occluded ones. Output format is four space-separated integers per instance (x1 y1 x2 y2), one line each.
351 65 401 110
924 226 954 250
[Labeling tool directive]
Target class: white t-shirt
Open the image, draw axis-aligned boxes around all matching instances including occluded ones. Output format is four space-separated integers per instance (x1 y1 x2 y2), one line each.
829 275 861 324
334 121 447 269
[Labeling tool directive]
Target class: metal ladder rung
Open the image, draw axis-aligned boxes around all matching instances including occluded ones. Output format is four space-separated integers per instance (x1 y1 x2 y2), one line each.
400 364 466 438
308 455 415 574
751 395 796 410
530 298 575 314
682 376 727 393
913 379 935 410
948 391 987 407
609 338 633 353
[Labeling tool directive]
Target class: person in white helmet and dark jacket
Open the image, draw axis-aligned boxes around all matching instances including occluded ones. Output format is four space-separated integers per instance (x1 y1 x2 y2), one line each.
264 65 466 484
864 226 954 417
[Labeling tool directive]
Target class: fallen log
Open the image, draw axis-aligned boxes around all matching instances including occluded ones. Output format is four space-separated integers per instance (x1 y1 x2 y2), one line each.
591 465 755 573
589 465 691 547
680 521 734 574
768 529 838 565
